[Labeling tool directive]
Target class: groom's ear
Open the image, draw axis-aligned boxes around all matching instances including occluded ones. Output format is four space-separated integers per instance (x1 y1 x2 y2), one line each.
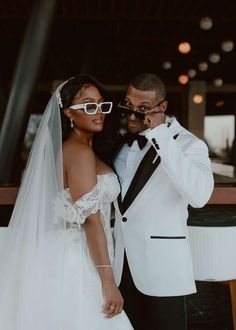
160 100 168 112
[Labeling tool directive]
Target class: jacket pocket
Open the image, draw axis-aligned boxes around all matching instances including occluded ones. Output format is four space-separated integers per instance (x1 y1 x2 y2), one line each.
150 236 186 239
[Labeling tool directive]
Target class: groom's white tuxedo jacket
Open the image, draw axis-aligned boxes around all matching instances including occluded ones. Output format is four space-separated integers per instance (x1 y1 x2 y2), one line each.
113 118 214 297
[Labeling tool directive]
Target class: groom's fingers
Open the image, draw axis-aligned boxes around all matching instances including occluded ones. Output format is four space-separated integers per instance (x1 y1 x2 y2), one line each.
145 109 163 115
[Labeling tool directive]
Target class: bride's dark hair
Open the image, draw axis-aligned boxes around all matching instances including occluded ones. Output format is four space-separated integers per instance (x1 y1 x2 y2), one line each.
59 74 119 166
59 74 106 140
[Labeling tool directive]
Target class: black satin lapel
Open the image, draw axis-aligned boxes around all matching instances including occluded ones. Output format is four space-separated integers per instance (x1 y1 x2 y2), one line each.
113 134 125 214
117 192 123 214
122 147 161 214
112 134 126 167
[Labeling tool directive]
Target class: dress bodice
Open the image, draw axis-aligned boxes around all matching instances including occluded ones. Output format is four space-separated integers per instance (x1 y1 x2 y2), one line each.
53 172 120 230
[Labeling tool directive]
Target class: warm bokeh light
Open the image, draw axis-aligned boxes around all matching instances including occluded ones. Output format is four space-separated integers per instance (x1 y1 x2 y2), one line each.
209 53 220 63
178 42 191 54
213 78 223 87
192 94 204 104
162 61 172 69
199 17 213 30
221 40 234 52
198 61 208 71
216 100 224 107
178 74 189 84
187 69 197 78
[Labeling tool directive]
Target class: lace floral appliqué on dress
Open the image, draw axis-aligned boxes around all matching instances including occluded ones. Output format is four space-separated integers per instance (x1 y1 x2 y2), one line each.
52 183 101 230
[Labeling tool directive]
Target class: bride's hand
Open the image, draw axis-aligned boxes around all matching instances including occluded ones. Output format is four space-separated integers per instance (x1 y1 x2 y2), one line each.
102 281 124 318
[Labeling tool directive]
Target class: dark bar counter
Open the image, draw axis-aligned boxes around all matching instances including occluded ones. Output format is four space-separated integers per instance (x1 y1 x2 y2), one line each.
187 204 236 330
186 171 236 330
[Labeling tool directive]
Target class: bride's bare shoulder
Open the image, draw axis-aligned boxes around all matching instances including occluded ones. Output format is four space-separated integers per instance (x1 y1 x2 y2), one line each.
62 139 95 166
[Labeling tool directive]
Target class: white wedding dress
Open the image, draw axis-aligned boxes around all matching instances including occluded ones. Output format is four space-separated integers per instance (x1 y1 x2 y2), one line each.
0 80 133 329
0 173 133 330
47 172 133 329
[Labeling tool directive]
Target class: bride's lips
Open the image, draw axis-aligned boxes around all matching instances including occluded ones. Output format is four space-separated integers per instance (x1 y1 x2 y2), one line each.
93 118 104 124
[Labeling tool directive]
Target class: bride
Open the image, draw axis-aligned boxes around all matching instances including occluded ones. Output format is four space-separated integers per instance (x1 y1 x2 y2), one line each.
0 75 133 330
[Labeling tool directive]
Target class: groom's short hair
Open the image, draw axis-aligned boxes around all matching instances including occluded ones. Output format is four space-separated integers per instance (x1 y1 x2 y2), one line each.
130 73 166 100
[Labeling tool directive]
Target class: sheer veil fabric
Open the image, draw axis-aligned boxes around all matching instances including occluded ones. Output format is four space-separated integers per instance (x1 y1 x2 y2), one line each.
0 82 68 329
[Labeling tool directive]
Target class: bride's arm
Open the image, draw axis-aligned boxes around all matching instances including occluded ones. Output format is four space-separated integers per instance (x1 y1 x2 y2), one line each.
63 141 123 318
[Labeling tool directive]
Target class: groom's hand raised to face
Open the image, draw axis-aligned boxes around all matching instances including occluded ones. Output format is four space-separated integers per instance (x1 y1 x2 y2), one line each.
144 107 166 129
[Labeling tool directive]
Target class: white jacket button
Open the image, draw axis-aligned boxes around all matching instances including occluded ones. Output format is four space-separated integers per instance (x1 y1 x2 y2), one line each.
122 217 127 222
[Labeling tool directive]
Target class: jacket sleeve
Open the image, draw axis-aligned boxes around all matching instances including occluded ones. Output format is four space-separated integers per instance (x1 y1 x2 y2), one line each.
145 124 214 208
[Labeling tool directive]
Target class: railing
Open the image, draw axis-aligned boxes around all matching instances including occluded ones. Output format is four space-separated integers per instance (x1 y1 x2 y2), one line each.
0 187 18 205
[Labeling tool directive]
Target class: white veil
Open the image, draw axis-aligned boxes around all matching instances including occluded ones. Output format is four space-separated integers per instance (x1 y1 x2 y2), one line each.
0 81 68 330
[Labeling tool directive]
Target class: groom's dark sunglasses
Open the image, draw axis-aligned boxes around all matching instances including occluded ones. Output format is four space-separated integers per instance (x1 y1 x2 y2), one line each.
117 104 145 120
118 99 166 121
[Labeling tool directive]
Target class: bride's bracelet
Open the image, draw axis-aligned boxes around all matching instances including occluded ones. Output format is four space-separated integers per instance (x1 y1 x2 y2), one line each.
95 264 112 268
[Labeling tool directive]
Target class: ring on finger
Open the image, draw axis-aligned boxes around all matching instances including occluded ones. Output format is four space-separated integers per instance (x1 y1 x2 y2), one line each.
110 305 116 309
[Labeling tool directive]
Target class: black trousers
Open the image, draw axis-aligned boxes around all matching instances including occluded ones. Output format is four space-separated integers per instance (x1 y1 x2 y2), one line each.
119 254 187 330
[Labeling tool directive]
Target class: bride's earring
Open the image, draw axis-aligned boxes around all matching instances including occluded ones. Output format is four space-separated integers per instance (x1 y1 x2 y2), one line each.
70 118 74 128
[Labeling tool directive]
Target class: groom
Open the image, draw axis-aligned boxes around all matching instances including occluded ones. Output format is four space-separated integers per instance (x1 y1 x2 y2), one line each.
113 73 214 330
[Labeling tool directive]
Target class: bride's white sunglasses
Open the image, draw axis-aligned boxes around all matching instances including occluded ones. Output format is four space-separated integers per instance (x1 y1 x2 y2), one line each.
70 102 113 115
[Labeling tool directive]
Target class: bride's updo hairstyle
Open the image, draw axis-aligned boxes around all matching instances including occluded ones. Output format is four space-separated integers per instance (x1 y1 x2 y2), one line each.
58 74 107 141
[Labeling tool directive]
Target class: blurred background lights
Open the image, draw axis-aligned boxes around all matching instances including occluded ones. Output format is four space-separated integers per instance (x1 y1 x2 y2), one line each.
216 100 225 107
187 69 197 78
198 61 208 71
178 42 191 54
192 94 204 104
209 53 221 63
162 61 172 69
213 78 223 87
221 40 234 52
199 17 213 30
178 74 189 84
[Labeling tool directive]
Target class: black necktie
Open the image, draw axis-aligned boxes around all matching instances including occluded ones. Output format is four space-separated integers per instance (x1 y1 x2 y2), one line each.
123 133 148 150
